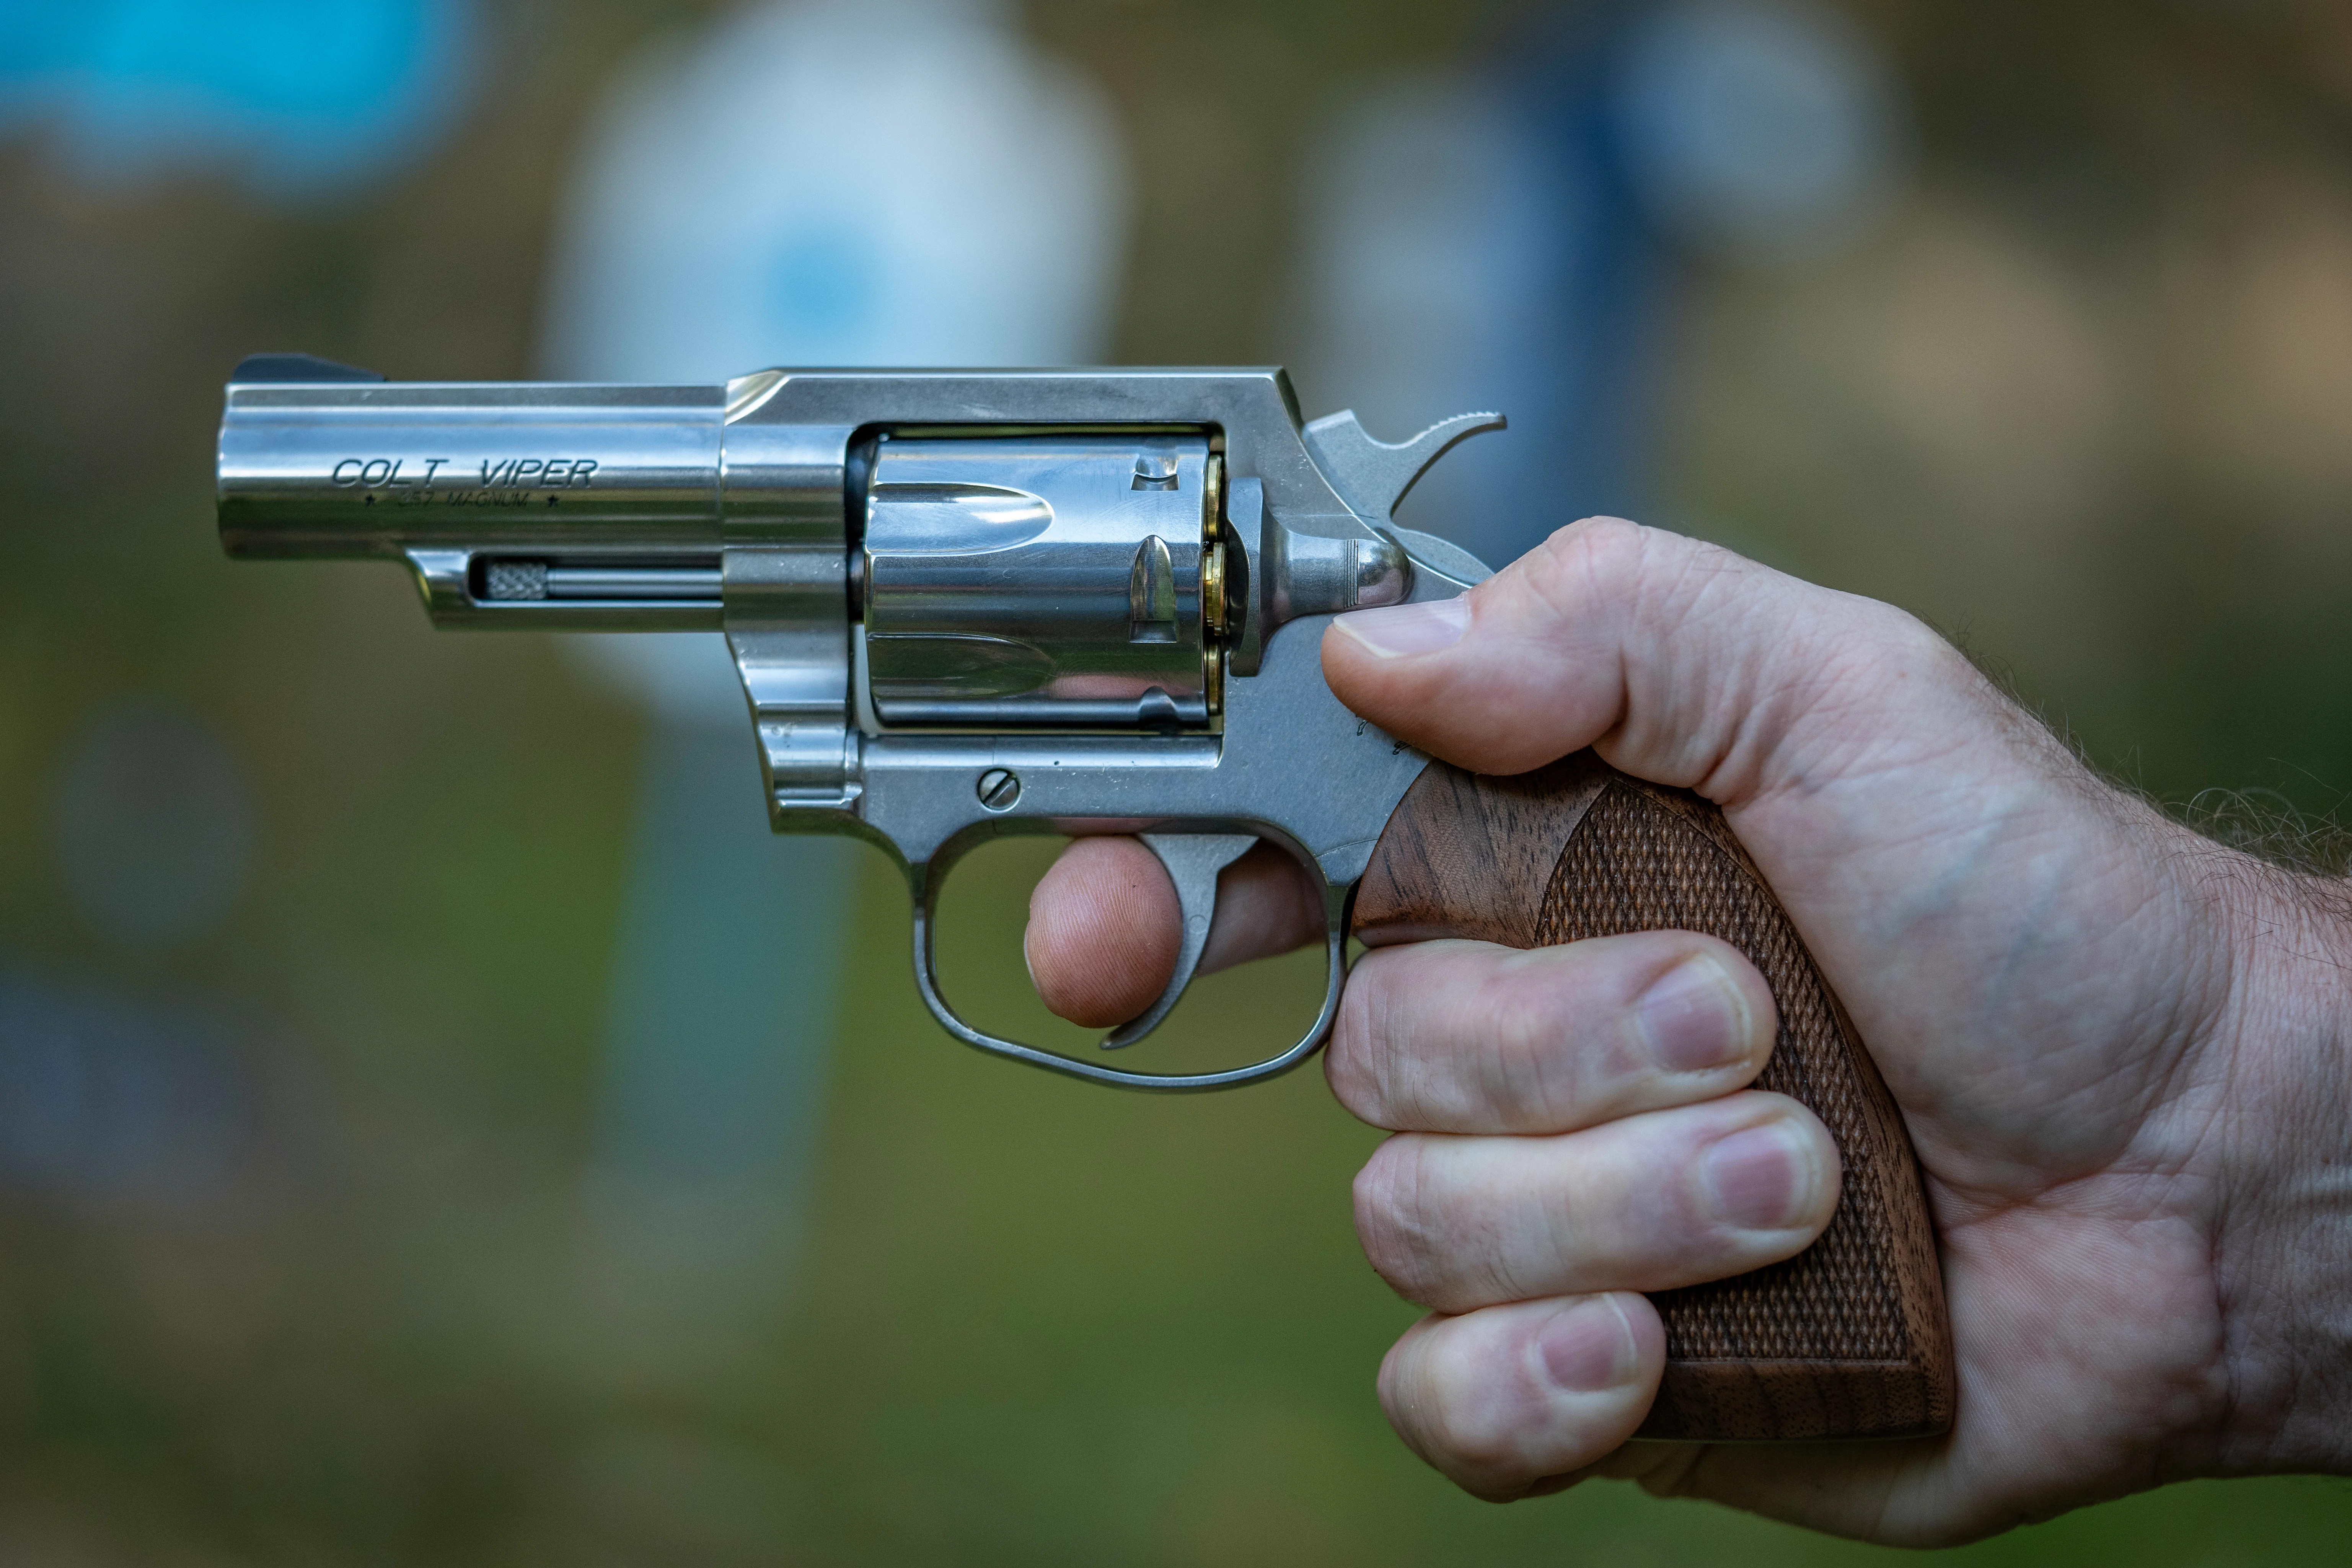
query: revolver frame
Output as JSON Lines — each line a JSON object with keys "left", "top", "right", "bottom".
{"left": 218, "top": 360, "right": 1501, "bottom": 1089}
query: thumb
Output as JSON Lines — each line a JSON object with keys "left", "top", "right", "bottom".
{"left": 1322, "top": 517, "right": 1968, "bottom": 804}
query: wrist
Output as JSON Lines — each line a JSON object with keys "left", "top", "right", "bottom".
{"left": 2200, "top": 859, "right": 2352, "bottom": 1475}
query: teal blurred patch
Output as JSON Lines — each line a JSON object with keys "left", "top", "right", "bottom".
{"left": 0, "top": 0, "right": 476, "bottom": 193}
{"left": 765, "top": 227, "right": 882, "bottom": 353}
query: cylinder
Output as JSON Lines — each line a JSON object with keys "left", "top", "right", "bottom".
{"left": 861, "top": 434, "right": 1217, "bottom": 728}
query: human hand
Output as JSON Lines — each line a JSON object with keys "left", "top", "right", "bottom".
{"left": 1022, "top": 518, "right": 2352, "bottom": 1543}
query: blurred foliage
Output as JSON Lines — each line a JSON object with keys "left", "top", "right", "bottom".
{"left": 0, "top": 0, "right": 2349, "bottom": 1561}
{"left": 1667, "top": 0, "right": 2352, "bottom": 818}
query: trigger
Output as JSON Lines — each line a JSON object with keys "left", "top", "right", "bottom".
{"left": 1102, "top": 833, "right": 1257, "bottom": 1050}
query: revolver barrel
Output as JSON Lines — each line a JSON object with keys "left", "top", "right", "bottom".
{"left": 217, "top": 360, "right": 736, "bottom": 629}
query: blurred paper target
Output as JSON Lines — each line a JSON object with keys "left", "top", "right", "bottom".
{"left": 540, "top": 0, "right": 1127, "bottom": 380}
{"left": 1294, "top": 73, "right": 1598, "bottom": 571}
{"left": 8, "top": 699, "right": 264, "bottom": 1206}
{"left": 1614, "top": 0, "right": 1900, "bottom": 264}
{"left": 0, "top": 0, "right": 478, "bottom": 195}
{"left": 539, "top": 0, "right": 1130, "bottom": 1319}
{"left": 1293, "top": 0, "right": 1901, "bottom": 567}
{"left": 0, "top": 974, "right": 256, "bottom": 1206}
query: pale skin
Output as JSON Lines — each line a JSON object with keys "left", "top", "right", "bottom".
{"left": 1020, "top": 518, "right": 2352, "bottom": 1545}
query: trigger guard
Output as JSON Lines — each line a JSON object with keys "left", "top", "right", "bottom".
{"left": 908, "top": 869, "right": 1351, "bottom": 1093}
{"left": 1100, "top": 832, "right": 1257, "bottom": 1051}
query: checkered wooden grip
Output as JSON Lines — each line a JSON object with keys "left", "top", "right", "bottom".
{"left": 1352, "top": 751, "right": 1953, "bottom": 1442}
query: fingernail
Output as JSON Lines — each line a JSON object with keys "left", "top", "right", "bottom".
{"left": 1332, "top": 597, "right": 1470, "bottom": 658}
{"left": 1535, "top": 1298, "right": 1641, "bottom": 1393}
{"left": 1701, "top": 1122, "right": 1820, "bottom": 1232}
{"left": 1636, "top": 952, "right": 1753, "bottom": 1074}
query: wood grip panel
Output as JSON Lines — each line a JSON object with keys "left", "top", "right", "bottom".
{"left": 1352, "top": 752, "right": 1954, "bottom": 1442}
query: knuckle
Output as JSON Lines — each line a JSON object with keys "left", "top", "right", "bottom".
{"left": 1332, "top": 943, "right": 1513, "bottom": 1128}
{"left": 1322, "top": 1010, "right": 1378, "bottom": 1120}
{"left": 1352, "top": 1138, "right": 1448, "bottom": 1302}
{"left": 1524, "top": 519, "right": 1738, "bottom": 660}
{"left": 1552, "top": 513, "right": 1649, "bottom": 568}
{"left": 1873, "top": 604, "right": 1967, "bottom": 681}
{"left": 1374, "top": 1331, "right": 1439, "bottom": 1444}
{"left": 1518, "top": 516, "right": 1647, "bottom": 613}
{"left": 1326, "top": 952, "right": 1410, "bottom": 1121}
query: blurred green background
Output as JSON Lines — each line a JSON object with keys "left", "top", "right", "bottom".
{"left": 3, "top": 0, "right": 2352, "bottom": 1561}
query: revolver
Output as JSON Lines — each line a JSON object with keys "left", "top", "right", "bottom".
{"left": 215, "top": 354, "right": 1952, "bottom": 1442}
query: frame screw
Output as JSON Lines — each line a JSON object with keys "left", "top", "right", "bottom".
{"left": 977, "top": 768, "right": 1021, "bottom": 810}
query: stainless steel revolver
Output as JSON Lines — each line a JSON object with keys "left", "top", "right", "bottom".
{"left": 216, "top": 354, "right": 1504, "bottom": 1092}
{"left": 216, "top": 354, "right": 1959, "bottom": 1442}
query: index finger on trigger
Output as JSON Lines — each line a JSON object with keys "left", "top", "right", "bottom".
{"left": 1024, "top": 836, "right": 1325, "bottom": 1028}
